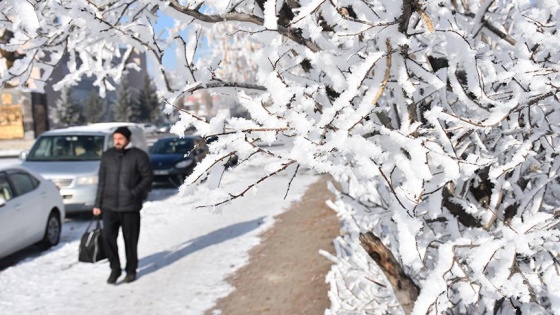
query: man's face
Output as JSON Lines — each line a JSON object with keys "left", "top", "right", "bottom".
{"left": 113, "top": 133, "right": 129, "bottom": 150}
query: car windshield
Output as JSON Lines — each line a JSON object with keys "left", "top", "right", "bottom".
{"left": 150, "top": 138, "right": 195, "bottom": 155}
{"left": 27, "top": 135, "right": 105, "bottom": 161}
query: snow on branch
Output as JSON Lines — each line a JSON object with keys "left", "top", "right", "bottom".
{"left": 168, "top": 0, "right": 322, "bottom": 52}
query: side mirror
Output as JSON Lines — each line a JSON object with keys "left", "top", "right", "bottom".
{"left": 19, "top": 151, "right": 28, "bottom": 161}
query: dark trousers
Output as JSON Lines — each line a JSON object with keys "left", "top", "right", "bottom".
{"left": 102, "top": 209, "right": 141, "bottom": 274}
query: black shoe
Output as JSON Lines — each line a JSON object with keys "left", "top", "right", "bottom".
{"left": 107, "top": 269, "right": 122, "bottom": 284}
{"left": 124, "top": 273, "right": 136, "bottom": 283}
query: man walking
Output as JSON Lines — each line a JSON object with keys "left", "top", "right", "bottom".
{"left": 93, "top": 126, "right": 153, "bottom": 284}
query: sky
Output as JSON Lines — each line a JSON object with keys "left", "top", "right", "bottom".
{"left": 153, "top": 13, "right": 176, "bottom": 72}
{"left": 151, "top": 9, "right": 213, "bottom": 75}
{"left": 0, "top": 151, "right": 320, "bottom": 314}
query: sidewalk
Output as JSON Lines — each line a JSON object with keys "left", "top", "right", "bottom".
{"left": 207, "top": 175, "right": 339, "bottom": 315}
{"left": 0, "top": 138, "right": 35, "bottom": 158}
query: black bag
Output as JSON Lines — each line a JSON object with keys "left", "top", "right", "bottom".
{"left": 78, "top": 217, "right": 107, "bottom": 263}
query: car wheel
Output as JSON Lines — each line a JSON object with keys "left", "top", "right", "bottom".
{"left": 39, "top": 211, "right": 61, "bottom": 249}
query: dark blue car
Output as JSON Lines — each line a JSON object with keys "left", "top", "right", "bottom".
{"left": 149, "top": 136, "right": 207, "bottom": 187}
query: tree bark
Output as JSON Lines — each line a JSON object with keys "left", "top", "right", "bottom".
{"left": 399, "top": 0, "right": 419, "bottom": 34}
{"left": 442, "top": 182, "right": 482, "bottom": 228}
{"left": 359, "top": 231, "right": 419, "bottom": 314}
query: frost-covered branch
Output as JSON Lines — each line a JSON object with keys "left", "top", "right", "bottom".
{"left": 168, "top": 0, "right": 322, "bottom": 52}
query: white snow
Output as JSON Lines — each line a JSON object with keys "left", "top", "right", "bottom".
{"left": 0, "top": 154, "right": 319, "bottom": 314}
{"left": 263, "top": 0, "right": 278, "bottom": 30}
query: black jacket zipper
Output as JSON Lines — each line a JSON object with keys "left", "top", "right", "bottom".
{"left": 115, "top": 150, "right": 124, "bottom": 209}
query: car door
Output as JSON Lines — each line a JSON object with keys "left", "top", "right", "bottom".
{"left": 0, "top": 173, "right": 23, "bottom": 258}
{"left": 7, "top": 170, "right": 43, "bottom": 245}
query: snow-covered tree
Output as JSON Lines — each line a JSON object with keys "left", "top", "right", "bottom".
{"left": 2, "top": 1, "right": 560, "bottom": 314}
{"left": 50, "top": 87, "right": 84, "bottom": 128}
{"left": 84, "top": 90, "right": 104, "bottom": 124}
{"left": 138, "top": 74, "right": 162, "bottom": 123}
{"left": 0, "top": 30, "right": 21, "bottom": 75}
{"left": 205, "top": 23, "right": 260, "bottom": 84}
{"left": 113, "top": 77, "right": 135, "bottom": 122}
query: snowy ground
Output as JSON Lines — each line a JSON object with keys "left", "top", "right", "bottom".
{"left": 0, "top": 155, "right": 319, "bottom": 314}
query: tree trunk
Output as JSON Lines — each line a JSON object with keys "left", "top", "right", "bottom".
{"left": 359, "top": 231, "right": 419, "bottom": 314}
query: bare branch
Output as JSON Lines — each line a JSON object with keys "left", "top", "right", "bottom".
{"left": 461, "top": 11, "right": 517, "bottom": 46}
{"left": 378, "top": 166, "right": 409, "bottom": 212}
{"left": 283, "top": 164, "right": 300, "bottom": 200}
{"left": 373, "top": 39, "right": 393, "bottom": 107}
{"left": 196, "top": 161, "right": 297, "bottom": 208}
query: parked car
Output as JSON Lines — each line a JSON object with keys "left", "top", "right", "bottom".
{"left": 154, "top": 122, "right": 173, "bottom": 134}
{"left": 149, "top": 135, "right": 208, "bottom": 187}
{"left": 140, "top": 123, "right": 157, "bottom": 135}
{"left": 0, "top": 166, "right": 65, "bottom": 259}
{"left": 154, "top": 122, "right": 196, "bottom": 135}
{"left": 21, "top": 122, "right": 148, "bottom": 214}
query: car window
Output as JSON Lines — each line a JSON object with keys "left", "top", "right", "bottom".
{"left": 8, "top": 171, "right": 39, "bottom": 196}
{"left": 0, "top": 174, "right": 14, "bottom": 202}
{"left": 27, "top": 135, "right": 104, "bottom": 161}
{"left": 150, "top": 138, "right": 195, "bottom": 154}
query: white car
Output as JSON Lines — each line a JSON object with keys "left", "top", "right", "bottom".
{"left": 0, "top": 166, "right": 65, "bottom": 259}
{"left": 21, "top": 122, "right": 148, "bottom": 214}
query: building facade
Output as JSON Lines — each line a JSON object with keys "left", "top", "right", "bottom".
{"left": 0, "top": 48, "right": 147, "bottom": 140}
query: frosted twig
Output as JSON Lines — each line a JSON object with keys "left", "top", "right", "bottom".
{"left": 196, "top": 161, "right": 297, "bottom": 208}
{"left": 283, "top": 164, "right": 299, "bottom": 200}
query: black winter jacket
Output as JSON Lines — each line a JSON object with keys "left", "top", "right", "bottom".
{"left": 94, "top": 146, "right": 153, "bottom": 212}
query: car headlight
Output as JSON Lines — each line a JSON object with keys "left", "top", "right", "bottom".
{"left": 76, "top": 175, "right": 98, "bottom": 185}
{"left": 175, "top": 160, "right": 193, "bottom": 169}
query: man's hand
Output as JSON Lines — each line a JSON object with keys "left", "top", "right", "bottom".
{"left": 93, "top": 207, "right": 102, "bottom": 216}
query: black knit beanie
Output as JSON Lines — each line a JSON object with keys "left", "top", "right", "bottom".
{"left": 113, "top": 126, "right": 132, "bottom": 140}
